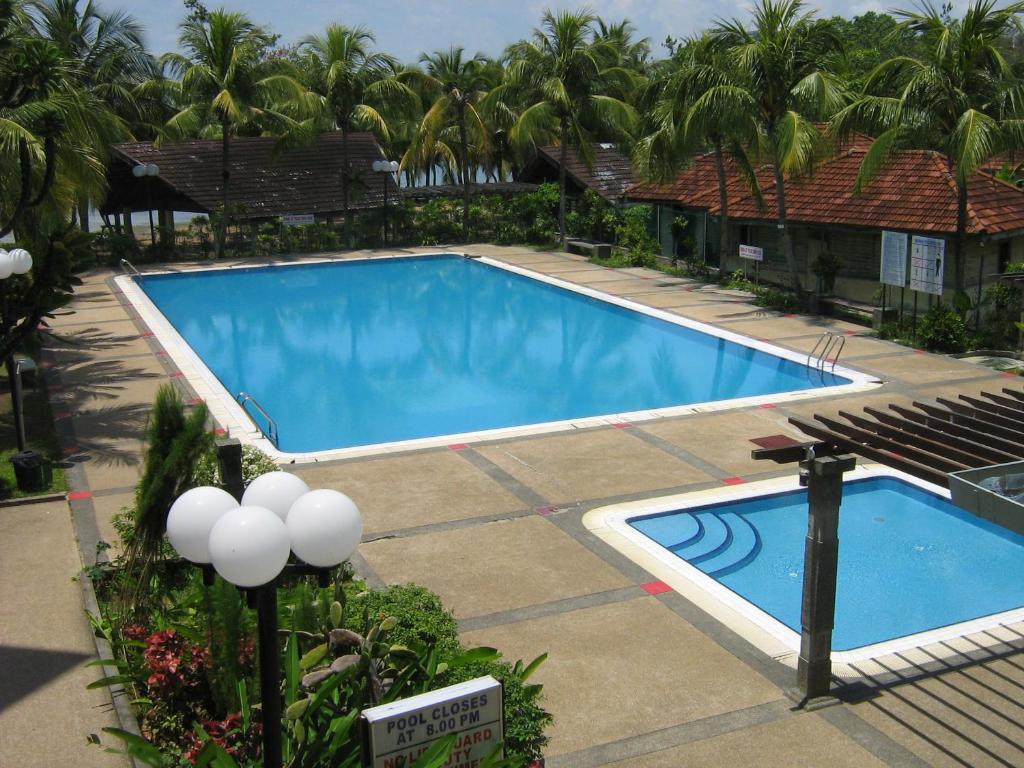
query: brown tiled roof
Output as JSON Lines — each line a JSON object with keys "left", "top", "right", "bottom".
{"left": 102, "top": 132, "right": 395, "bottom": 220}
{"left": 627, "top": 141, "right": 1024, "bottom": 236}
{"left": 522, "top": 143, "right": 638, "bottom": 201}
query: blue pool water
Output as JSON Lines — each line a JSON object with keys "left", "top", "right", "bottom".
{"left": 630, "top": 477, "right": 1024, "bottom": 650}
{"left": 139, "top": 255, "right": 849, "bottom": 452}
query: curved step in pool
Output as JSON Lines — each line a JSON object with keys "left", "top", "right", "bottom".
{"left": 677, "top": 512, "right": 730, "bottom": 560}
{"left": 633, "top": 512, "right": 702, "bottom": 550}
{"left": 699, "top": 513, "right": 762, "bottom": 577}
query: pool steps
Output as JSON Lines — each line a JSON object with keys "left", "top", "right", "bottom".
{"left": 636, "top": 510, "right": 764, "bottom": 578}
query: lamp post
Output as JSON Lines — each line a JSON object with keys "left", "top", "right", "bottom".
{"left": 371, "top": 159, "right": 399, "bottom": 247}
{"left": 167, "top": 468, "right": 363, "bottom": 768}
{"left": 132, "top": 162, "right": 160, "bottom": 246}
{"left": 0, "top": 247, "right": 34, "bottom": 453}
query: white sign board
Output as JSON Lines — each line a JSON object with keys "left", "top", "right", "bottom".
{"left": 360, "top": 676, "right": 503, "bottom": 768}
{"left": 910, "top": 235, "right": 945, "bottom": 295}
{"left": 739, "top": 244, "right": 764, "bottom": 262}
{"left": 282, "top": 214, "right": 315, "bottom": 227}
{"left": 880, "top": 231, "right": 908, "bottom": 287}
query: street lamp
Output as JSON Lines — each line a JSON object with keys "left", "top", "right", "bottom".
{"left": 166, "top": 471, "right": 363, "bottom": 768}
{"left": 0, "top": 247, "right": 33, "bottom": 455}
{"left": 371, "top": 159, "right": 399, "bottom": 247}
{"left": 132, "top": 162, "right": 160, "bottom": 246}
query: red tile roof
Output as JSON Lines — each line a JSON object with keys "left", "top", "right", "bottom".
{"left": 627, "top": 143, "right": 1024, "bottom": 236}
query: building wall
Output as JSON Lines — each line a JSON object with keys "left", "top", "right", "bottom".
{"left": 656, "top": 212, "right": 1024, "bottom": 311}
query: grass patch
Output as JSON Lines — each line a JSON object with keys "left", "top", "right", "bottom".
{"left": 0, "top": 369, "right": 67, "bottom": 499}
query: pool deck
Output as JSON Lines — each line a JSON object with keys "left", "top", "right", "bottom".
{"left": 13, "top": 244, "right": 1024, "bottom": 767}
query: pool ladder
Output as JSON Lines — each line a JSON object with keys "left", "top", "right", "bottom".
{"left": 237, "top": 392, "right": 280, "bottom": 447}
{"left": 119, "top": 258, "right": 141, "bottom": 277}
{"left": 807, "top": 331, "right": 846, "bottom": 372}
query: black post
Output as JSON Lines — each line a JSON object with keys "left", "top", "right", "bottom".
{"left": 796, "top": 453, "right": 856, "bottom": 702}
{"left": 146, "top": 178, "right": 156, "bottom": 246}
{"left": 1, "top": 281, "right": 25, "bottom": 452}
{"left": 382, "top": 177, "right": 389, "bottom": 248}
{"left": 215, "top": 438, "right": 245, "bottom": 502}
{"left": 257, "top": 582, "right": 282, "bottom": 768}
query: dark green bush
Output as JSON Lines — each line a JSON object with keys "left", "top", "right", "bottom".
{"left": 345, "top": 582, "right": 461, "bottom": 656}
{"left": 917, "top": 304, "right": 969, "bottom": 352}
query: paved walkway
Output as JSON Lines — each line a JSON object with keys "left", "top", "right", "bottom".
{"left": 25, "top": 244, "right": 1024, "bottom": 766}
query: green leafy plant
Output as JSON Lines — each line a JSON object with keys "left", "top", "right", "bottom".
{"left": 192, "top": 444, "right": 278, "bottom": 487}
{"left": 811, "top": 251, "right": 842, "bottom": 294}
{"left": 917, "top": 304, "right": 969, "bottom": 353}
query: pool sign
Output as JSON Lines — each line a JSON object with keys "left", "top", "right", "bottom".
{"left": 360, "top": 676, "right": 503, "bottom": 768}
{"left": 282, "top": 214, "right": 315, "bottom": 226}
{"left": 879, "top": 230, "right": 908, "bottom": 287}
{"left": 910, "top": 235, "right": 945, "bottom": 295}
{"left": 739, "top": 244, "right": 764, "bottom": 261}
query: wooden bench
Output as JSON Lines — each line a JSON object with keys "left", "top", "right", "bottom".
{"left": 819, "top": 296, "right": 877, "bottom": 326}
{"left": 566, "top": 239, "right": 613, "bottom": 259}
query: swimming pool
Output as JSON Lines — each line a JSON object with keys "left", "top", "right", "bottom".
{"left": 586, "top": 466, "right": 1024, "bottom": 665}
{"left": 121, "top": 253, "right": 874, "bottom": 458}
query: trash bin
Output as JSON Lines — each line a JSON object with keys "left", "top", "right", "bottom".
{"left": 10, "top": 449, "right": 44, "bottom": 492}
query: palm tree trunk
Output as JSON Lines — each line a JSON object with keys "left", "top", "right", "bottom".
{"left": 342, "top": 127, "right": 352, "bottom": 249}
{"left": 559, "top": 118, "right": 568, "bottom": 250}
{"left": 773, "top": 161, "right": 801, "bottom": 294}
{"left": 216, "top": 118, "right": 231, "bottom": 259}
{"left": 459, "top": 106, "right": 470, "bottom": 241}
{"left": 77, "top": 196, "right": 90, "bottom": 233}
{"left": 713, "top": 142, "right": 729, "bottom": 264}
{"left": 955, "top": 179, "right": 968, "bottom": 297}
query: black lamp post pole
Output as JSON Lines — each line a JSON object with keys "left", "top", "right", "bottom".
{"left": 382, "top": 176, "right": 389, "bottom": 248}
{"left": 0, "top": 280, "right": 25, "bottom": 452}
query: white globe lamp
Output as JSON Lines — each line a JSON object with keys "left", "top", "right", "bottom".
{"left": 389, "top": 160, "right": 399, "bottom": 173}
{"left": 166, "top": 486, "right": 239, "bottom": 563}
{"left": 132, "top": 163, "right": 146, "bottom": 178}
{"left": 0, "top": 249, "right": 13, "bottom": 280}
{"left": 286, "top": 489, "right": 363, "bottom": 567}
{"left": 8, "top": 248, "right": 32, "bottom": 275}
{"left": 208, "top": 505, "right": 291, "bottom": 587}
{"left": 241, "top": 471, "right": 310, "bottom": 521}
{"left": 146, "top": 163, "right": 159, "bottom": 177}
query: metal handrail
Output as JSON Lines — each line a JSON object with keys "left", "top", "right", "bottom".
{"left": 119, "top": 258, "right": 141, "bottom": 277}
{"left": 237, "top": 392, "right": 279, "bottom": 447}
{"left": 807, "top": 331, "right": 846, "bottom": 372}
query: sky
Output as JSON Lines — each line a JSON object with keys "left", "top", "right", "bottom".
{"left": 123, "top": 0, "right": 975, "bottom": 64}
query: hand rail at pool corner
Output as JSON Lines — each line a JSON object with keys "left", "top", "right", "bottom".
{"left": 807, "top": 331, "right": 846, "bottom": 372}
{"left": 119, "top": 259, "right": 142, "bottom": 277}
{"left": 236, "top": 392, "right": 280, "bottom": 447}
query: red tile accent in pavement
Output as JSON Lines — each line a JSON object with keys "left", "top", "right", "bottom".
{"left": 188, "top": 397, "right": 203, "bottom": 405}
{"left": 155, "top": 349, "right": 168, "bottom": 356}
{"left": 611, "top": 422, "right": 633, "bottom": 429}
{"left": 1000, "top": 371, "right": 1020, "bottom": 378}
{"left": 844, "top": 330, "right": 859, "bottom": 336}
{"left": 62, "top": 445, "right": 82, "bottom": 456}
{"left": 749, "top": 434, "right": 800, "bottom": 450}
{"left": 213, "top": 427, "right": 227, "bottom": 436}
{"left": 914, "top": 349, "right": 927, "bottom": 355}
{"left": 140, "top": 331, "right": 155, "bottom": 338}
{"left": 641, "top": 580, "right": 672, "bottom": 596}
{"left": 47, "top": 382, "right": 63, "bottom": 391}
{"left": 68, "top": 491, "right": 92, "bottom": 501}
{"left": 169, "top": 371, "right": 184, "bottom": 378}
{"left": 447, "top": 444, "right": 469, "bottom": 451}
{"left": 535, "top": 505, "right": 555, "bottom": 516}
{"left": 53, "top": 411, "right": 72, "bottom": 420}
{"left": 783, "top": 313, "right": 797, "bottom": 318}
{"left": 758, "top": 403, "right": 777, "bottom": 409}
{"left": 721, "top": 476, "right": 746, "bottom": 486}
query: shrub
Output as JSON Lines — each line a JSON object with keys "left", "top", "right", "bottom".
{"left": 192, "top": 443, "right": 278, "bottom": 487}
{"left": 615, "top": 205, "right": 660, "bottom": 267}
{"left": 917, "top": 304, "right": 969, "bottom": 353}
{"left": 345, "top": 583, "right": 460, "bottom": 657}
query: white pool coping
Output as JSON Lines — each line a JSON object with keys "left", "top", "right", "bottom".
{"left": 114, "top": 251, "right": 880, "bottom": 464}
{"left": 582, "top": 463, "right": 1024, "bottom": 679}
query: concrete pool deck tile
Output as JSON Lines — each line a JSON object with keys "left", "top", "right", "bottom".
{"left": 641, "top": 409, "right": 807, "bottom": 478}
{"left": 73, "top": 440, "right": 143, "bottom": 492}
{"left": 619, "top": 291, "right": 700, "bottom": 309}
{"left": 0, "top": 500, "right": 127, "bottom": 768}
{"left": 850, "top": 352, "right": 993, "bottom": 384}
{"left": 359, "top": 516, "right": 632, "bottom": 618}
{"left": 288, "top": 451, "right": 525, "bottom": 534}
{"left": 460, "top": 597, "right": 783, "bottom": 756}
{"left": 600, "top": 712, "right": 889, "bottom": 768}
{"left": 88, "top": 491, "right": 134, "bottom": 557}
{"left": 581, "top": 278, "right": 669, "bottom": 295}
{"left": 473, "top": 429, "right": 711, "bottom": 505}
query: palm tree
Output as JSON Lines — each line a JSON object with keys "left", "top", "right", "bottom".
{"left": 148, "top": 10, "right": 302, "bottom": 258}
{"left": 401, "top": 47, "right": 491, "bottom": 238}
{"left": 702, "top": 0, "right": 847, "bottom": 293}
{"left": 504, "top": 9, "right": 637, "bottom": 249}
{"left": 833, "top": 0, "right": 1024, "bottom": 298}
{"left": 634, "top": 34, "right": 761, "bottom": 263}
{"left": 27, "top": 0, "right": 156, "bottom": 230}
{"left": 298, "top": 24, "right": 412, "bottom": 247}
{"left": 0, "top": 0, "right": 125, "bottom": 238}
